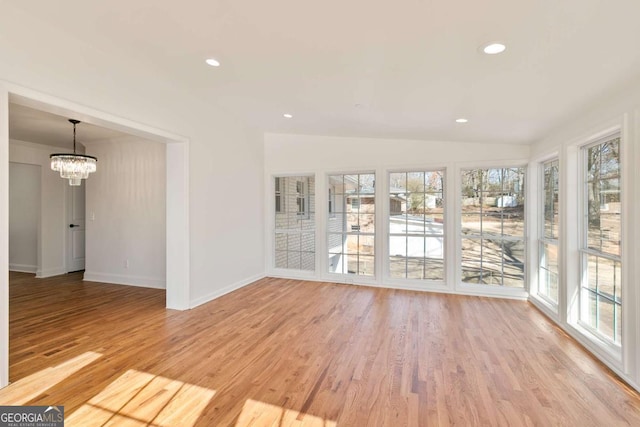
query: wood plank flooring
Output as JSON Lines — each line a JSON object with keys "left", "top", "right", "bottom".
{"left": 1, "top": 272, "right": 640, "bottom": 426}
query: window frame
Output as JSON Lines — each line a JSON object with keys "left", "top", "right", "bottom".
{"left": 326, "top": 172, "right": 376, "bottom": 278}
{"left": 275, "top": 177, "right": 283, "bottom": 213}
{"left": 296, "top": 178, "right": 310, "bottom": 219}
{"left": 387, "top": 169, "right": 446, "bottom": 283}
{"left": 578, "top": 134, "right": 622, "bottom": 347}
{"left": 456, "top": 164, "right": 528, "bottom": 296}
{"left": 538, "top": 158, "right": 560, "bottom": 307}
{"left": 273, "top": 174, "right": 316, "bottom": 272}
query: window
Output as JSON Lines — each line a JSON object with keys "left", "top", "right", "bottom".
{"left": 296, "top": 180, "right": 309, "bottom": 218}
{"left": 275, "top": 177, "right": 283, "bottom": 213}
{"left": 327, "top": 173, "right": 375, "bottom": 276}
{"left": 389, "top": 170, "right": 445, "bottom": 280}
{"left": 580, "top": 136, "right": 621, "bottom": 344}
{"left": 460, "top": 167, "right": 526, "bottom": 287}
{"left": 539, "top": 159, "right": 559, "bottom": 304}
{"left": 328, "top": 187, "right": 336, "bottom": 218}
{"left": 274, "top": 176, "right": 315, "bottom": 271}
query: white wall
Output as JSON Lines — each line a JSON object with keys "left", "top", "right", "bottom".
{"left": 529, "top": 76, "right": 640, "bottom": 392}
{"left": 265, "top": 133, "right": 530, "bottom": 171}
{"left": 83, "top": 137, "right": 166, "bottom": 288}
{"left": 8, "top": 162, "right": 40, "bottom": 273}
{"left": 9, "top": 140, "right": 67, "bottom": 277}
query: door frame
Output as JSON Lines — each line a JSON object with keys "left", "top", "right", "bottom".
{"left": 0, "top": 81, "right": 191, "bottom": 388}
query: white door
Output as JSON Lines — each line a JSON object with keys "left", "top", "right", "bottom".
{"left": 66, "top": 181, "right": 86, "bottom": 272}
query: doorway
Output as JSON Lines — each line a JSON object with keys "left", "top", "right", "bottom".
{"left": 0, "top": 83, "right": 191, "bottom": 388}
{"left": 66, "top": 181, "right": 86, "bottom": 273}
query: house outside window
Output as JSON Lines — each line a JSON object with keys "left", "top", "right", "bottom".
{"left": 275, "top": 177, "right": 283, "bottom": 213}
{"left": 274, "top": 175, "right": 315, "bottom": 271}
{"left": 296, "top": 179, "right": 309, "bottom": 219}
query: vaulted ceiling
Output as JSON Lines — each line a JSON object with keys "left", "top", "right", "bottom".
{"left": 8, "top": 0, "right": 640, "bottom": 144}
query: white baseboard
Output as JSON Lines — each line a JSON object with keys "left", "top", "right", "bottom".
{"left": 9, "top": 263, "right": 37, "bottom": 273}
{"left": 36, "top": 267, "right": 66, "bottom": 278}
{"left": 266, "top": 271, "right": 530, "bottom": 301}
{"left": 189, "top": 273, "right": 266, "bottom": 309}
{"left": 83, "top": 271, "right": 166, "bottom": 289}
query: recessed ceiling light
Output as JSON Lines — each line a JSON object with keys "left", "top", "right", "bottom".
{"left": 483, "top": 43, "right": 506, "bottom": 55}
{"left": 283, "top": 113, "right": 293, "bottom": 119}
{"left": 205, "top": 58, "right": 220, "bottom": 67}
{"left": 456, "top": 118, "right": 469, "bottom": 123}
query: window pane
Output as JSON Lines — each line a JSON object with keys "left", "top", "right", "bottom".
{"left": 503, "top": 240, "right": 525, "bottom": 288}
{"left": 406, "top": 258, "right": 424, "bottom": 279}
{"left": 425, "top": 216, "right": 444, "bottom": 235}
{"left": 407, "top": 236, "right": 425, "bottom": 258}
{"left": 461, "top": 211, "right": 481, "bottom": 235}
{"left": 390, "top": 235, "right": 407, "bottom": 257}
{"left": 274, "top": 175, "right": 315, "bottom": 271}
{"left": 615, "top": 305, "right": 622, "bottom": 343}
{"left": 583, "top": 255, "right": 621, "bottom": 344}
{"left": 462, "top": 262, "right": 482, "bottom": 284}
{"left": 390, "top": 173, "right": 407, "bottom": 193}
{"left": 359, "top": 214, "right": 375, "bottom": 233}
{"left": 287, "top": 252, "right": 301, "bottom": 270}
{"left": 301, "top": 252, "right": 315, "bottom": 271}
{"left": 329, "top": 173, "right": 376, "bottom": 277}
{"left": 345, "top": 235, "right": 359, "bottom": 254}
{"left": 461, "top": 238, "right": 482, "bottom": 264}
{"left": 275, "top": 251, "right": 287, "bottom": 269}
{"left": 424, "top": 258, "right": 444, "bottom": 281}
{"left": 359, "top": 235, "right": 375, "bottom": 256}
{"left": 425, "top": 237, "right": 444, "bottom": 261}
{"left": 357, "top": 255, "right": 375, "bottom": 276}
{"left": 328, "top": 234, "right": 343, "bottom": 254}
{"left": 543, "top": 160, "right": 559, "bottom": 240}
{"left": 539, "top": 242, "right": 559, "bottom": 303}
{"left": 328, "top": 253, "right": 343, "bottom": 274}
{"left": 581, "top": 136, "right": 622, "bottom": 345}
{"left": 584, "top": 289, "right": 598, "bottom": 330}
{"left": 597, "top": 295, "right": 615, "bottom": 341}
{"left": 390, "top": 256, "right": 406, "bottom": 279}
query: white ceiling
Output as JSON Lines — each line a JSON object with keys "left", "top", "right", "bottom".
{"left": 9, "top": 104, "right": 131, "bottom": 149}
{"left": 9, "top": 0, "right": 640, "bottom": 144}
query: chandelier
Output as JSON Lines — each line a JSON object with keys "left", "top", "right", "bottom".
{"left": 50, "top": 119, "right": 97, "bottom": 186}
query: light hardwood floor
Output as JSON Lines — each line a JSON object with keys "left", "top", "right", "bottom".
{"left": 1, "top": 272, "right": 640, "bottom": 426}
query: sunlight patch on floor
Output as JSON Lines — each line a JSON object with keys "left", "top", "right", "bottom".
{"left": 66, "top": 369, "right": 216, "bottom": 427}
{"left": 236, "top": 399, "right": 337, "bottom": 427}
{"left": 0, "top": 351, "right": 102, "bottom": 405}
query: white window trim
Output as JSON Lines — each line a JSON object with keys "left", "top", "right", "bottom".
{"left": 269, "top": 173, "right": 317, "bottom": 277}
{"left": 576, "top": 133, "right": 623, "bottom": 352}
{"left": 454, "top": 161, "right": 529, "bottom": 299}
{"left": 536, "top": 157, "right": 560, "bottom": 310}
{"left": 325, "top": 171, "right": 377, "bottom": 279}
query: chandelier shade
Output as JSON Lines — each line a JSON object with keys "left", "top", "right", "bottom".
{"left": 50, "top": 119, "right": 97, "bottom": 186}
